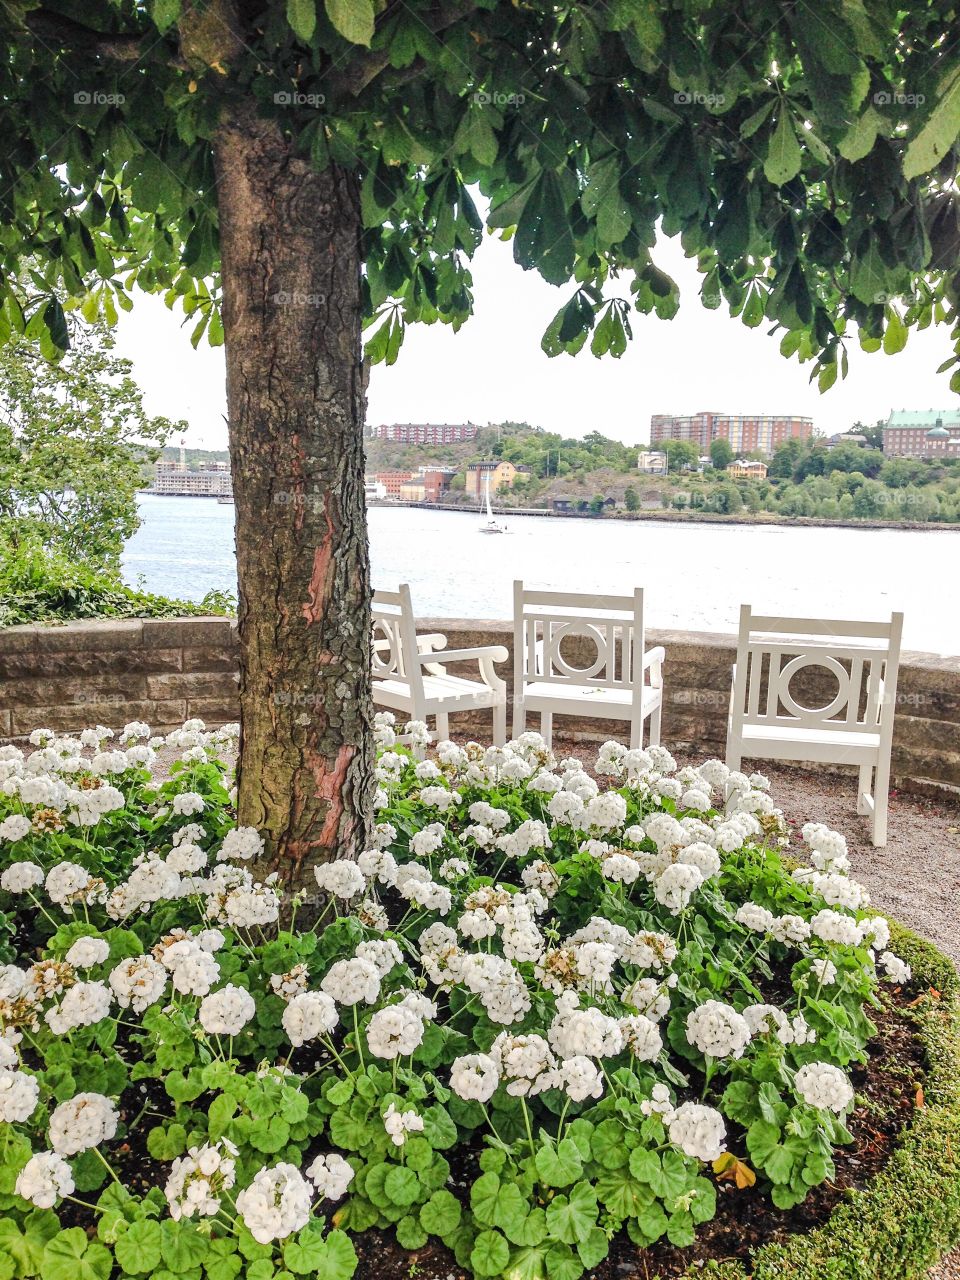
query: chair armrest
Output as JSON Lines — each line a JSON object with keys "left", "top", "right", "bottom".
{"left": 642, "top": 645, "right": 665, "bottom": 686}
{"left": 422, "top": 645, "right": 509, "bottom": 665}
{"left": 419, "top": 645, "right": 508, "bottom": 692}
{"left": 416, "top": 632, "right": 448, "bottom": 653}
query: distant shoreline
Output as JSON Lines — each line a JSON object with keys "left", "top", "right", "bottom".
{"left": 372, "top": 500, "right": 960, "bottom": 534}
{"left": 137, "top": 490, "right": 959, "bottom": 533}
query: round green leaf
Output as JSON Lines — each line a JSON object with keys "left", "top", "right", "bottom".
{"left": 41, "top": 1230, "right": 112, "bottom": 1280}
{"left": 114, "top": 1221, "right": 162, "bottom": 1276}
{"left": 419, "top": 1189, "right": 462, "bottom": 1238}
{"left": 470, "top": 1230, "right": 510, "bottom": 1278}
{"left": 383, "top": 1165, "right": 420, "bottom": 1208}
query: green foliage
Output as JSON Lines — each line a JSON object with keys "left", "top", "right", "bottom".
{"left": 0, "top": 543, "right": 234, "bottom": 625}
{"left": 709, "top": 439, "right": 734, "bottom": 471}
{"left": 0, "top": 0, "right": 958, "bottom": 387}
{"left": 1, "top": 722, "right": 949, "bottom": 1280}
{"left": 0, "top": 325, "right": 183, "bottom": 570}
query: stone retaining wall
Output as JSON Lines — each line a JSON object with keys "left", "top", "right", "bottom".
{"left": 1, "top": 617, "right": 958, "bottom": 792}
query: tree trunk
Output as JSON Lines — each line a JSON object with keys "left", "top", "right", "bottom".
{"left": 213, "top": 101, "right": 373, "bottom": 882}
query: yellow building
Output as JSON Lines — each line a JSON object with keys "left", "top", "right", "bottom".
{"left": 728, "top": 459, "right": 768, "bottom": 480}
{"left": 466, "top": 460, "right": 524, "bottom": 497}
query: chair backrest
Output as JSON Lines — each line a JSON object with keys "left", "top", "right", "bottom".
{"left": 730, "top": 605, "right": 904, "bottom": 740}
{"left": 371, "top": 584, "right": 426, "bottom": 709}
{"left": 513, "top": 581, "right": 646, "bottom": 694}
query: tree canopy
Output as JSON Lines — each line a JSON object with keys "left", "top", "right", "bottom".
{"left": 1, "top": 0, "right": 959, "bottom": 385}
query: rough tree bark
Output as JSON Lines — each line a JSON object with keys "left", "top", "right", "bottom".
{"left": 213, "top": 101, "right": 373, "bottom": 882}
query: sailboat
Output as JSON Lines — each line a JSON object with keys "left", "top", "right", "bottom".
{"left": 479, "top": 475, "right": 510, "bottom": 534}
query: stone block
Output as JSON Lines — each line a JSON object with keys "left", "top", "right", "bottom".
{"left": 182, "top": 645, "right": 239, "bottom": 674}
{"left": 185, "top": 696, "right": 241, "bottom": 723}
{"left": 141, "top": 617, "right": 236, "bottom": 648}
{"left": 146, "top": 672, "right": 238, "bottom": 700}
{"left": 11, "top": 701, "right": 158, "bottom": 736}
{"left": 0, "top": 625, "right": 40, "bottom": 654}
{"left": 0, "top": 674, "right": 148, "bottom": 709}
{"left": 34, "top": 620, "right": 143, "bottom": 653}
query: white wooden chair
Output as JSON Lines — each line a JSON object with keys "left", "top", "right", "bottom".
{"left": 725, "top": 606, "right": 903, "bottom": 847}
{"left": 372, "top": 585, "right": 508, "bottom": 748}
{"left": 512, "top": 582, "right": 665, "bottom": 749}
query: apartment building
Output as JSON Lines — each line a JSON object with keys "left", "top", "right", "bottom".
{"left": 369, "top": 422, "right": 479, "bottom": 445}
{"left": 650, "top": 412, "right": 813, "bottom": 457}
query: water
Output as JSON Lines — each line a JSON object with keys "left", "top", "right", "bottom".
{"left": 123, "top": 494, "right": 957, "bottom": 654}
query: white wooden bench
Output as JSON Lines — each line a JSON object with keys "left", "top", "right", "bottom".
{"left": 512, "top": 582, "right": 664, "bottom": 749}
{"left": 372, "top": 585, "right": 508, "bottom": 748}
{"left": 725, "top": 606, "right": 904, "bottom": 846}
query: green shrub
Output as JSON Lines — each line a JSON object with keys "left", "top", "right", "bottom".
{"left": 0, "top": 544, "right": 235, "bottom": 624}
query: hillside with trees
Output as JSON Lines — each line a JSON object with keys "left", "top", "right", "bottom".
{"left": 368, "top": 420, "right": 960, "bottom": 523}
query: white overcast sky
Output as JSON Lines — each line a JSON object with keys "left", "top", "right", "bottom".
{"left": 113, "top": 228, "right": 958, "bottom": 451}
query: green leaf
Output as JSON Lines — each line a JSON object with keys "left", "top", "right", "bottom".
{"left": 287, "top": 0, "right": 316, "bottom": 41}
{"left": 383, "top": 1165, "right": 421, "bottom": 1208}
{"left": 324, "top": 0, "right": 375, "bottom": 46}
{"left": 544, "top": 1242, "right": 583, "bottom": 1280}
{"left": 838, "top": 107, "right": 881, "bottom": 162}
{"left": 544, "top": 1183, "right": 598, "bottom": 1246}
{"left": 470, "top": 1230, "right": 510, "bottom": 1278}
{"left": 419, "top": 1189, "right": 462, "bottom": 1238}
{"left": 514, "top": 171, "right": 576, "bottom": 287}
{"left": 318, "top": 1233, "right": 356, "bottom": 1280}
{"left": 576, "top": 1227, "right": 608, "bottom": 1270}
{"left": 150, "top": 0, "right": 181, "bottom": 33}
{"left": 283, "top": 1226, "right": 327, "bottom": 1276}
{"left": 904, "top": 67, "right": 960, "bottom": 180}
{"left": 160, "top": 1221, "right": 209, "bottom": 1272}
{"left": 115, "top": 1221, "right": 162, "bottom": 1276}
{"left": 41, "top": 1230, "right": 112, "bottom": 1280}
{"left": 883, "top": 307, "right": 908, "bottom": 354}
{"left": 535, "top": 1138, "right": 583, "bottom": 1188}
{"left": 764, "top": 112, "right": 802, "bottom": 185}
{"left": 746, "top": 1118, "right": 781, "bottom": 1164}
{"left": 147, "top": 1123, "right": 187, "bottom": 1160}
{"left": 630, "top": 1201, "right": 668, "bottom": 1245}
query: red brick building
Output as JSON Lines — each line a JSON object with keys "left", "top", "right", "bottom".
{"left": 882, "top": 411, "right": 960, "bottom": 459}
{"left": 650, "top": 412, "right": 813, "bottom": 458}
{"left": 374, "top": 470, "right": 416, "bottom": 499}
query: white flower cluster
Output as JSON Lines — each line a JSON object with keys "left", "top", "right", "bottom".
{"left": 15, "top": 1151, "right": 75, "bottom": 1207}
{"left": 165, "top": 1140, "right": 238, "bottom": 1220}
{"left": 236, "top": 1163, "right": 313, "bottom": 1243}
{"left": 793, "top": 1062, "right": 855, "bottom": 1113}
{"left": 48, "top": 1092, "right": 118, "bottom": 1155}
{"left": 306, "top": 1153, "right": 354, "bottom": 1200}
{"left": 685, "top": 1000, "right": 752, "bottom": 1060}
{"left": 383, "top": 1102, "right": 424, "bottom": 1146}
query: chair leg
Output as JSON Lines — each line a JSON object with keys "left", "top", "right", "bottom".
{"left": 513, "top": 699, "right": 526, "bottom": 741}
{"left": 857, "top": 763, "right": 873, "bottom": 815}
{"left": 648, "top": 701, "right": 662, "bottom": 748}
{"left": 872, "top": 756, "right": 891, "bottom": 848}
{"left": 630, "top": 719, "right": 644, "bottom": 751}
{"left": 725, "top": 745, "right": 742, "bottom": 773}
{"left": 492, "top": 701, "right": 507, "bottom": 747}
{"left": 435, "top": 712, "right": 450, "bottom": 742}
{"left": 540, "top": 710, "right": 553, "bottom": 748}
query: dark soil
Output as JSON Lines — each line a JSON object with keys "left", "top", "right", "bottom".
{"left": 351, "top": 986, "right": 928, "bottom": 1280}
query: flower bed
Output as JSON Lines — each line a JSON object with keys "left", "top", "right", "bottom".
{"left": 0, "top": 717, "right": 957, "bottom": 1280}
